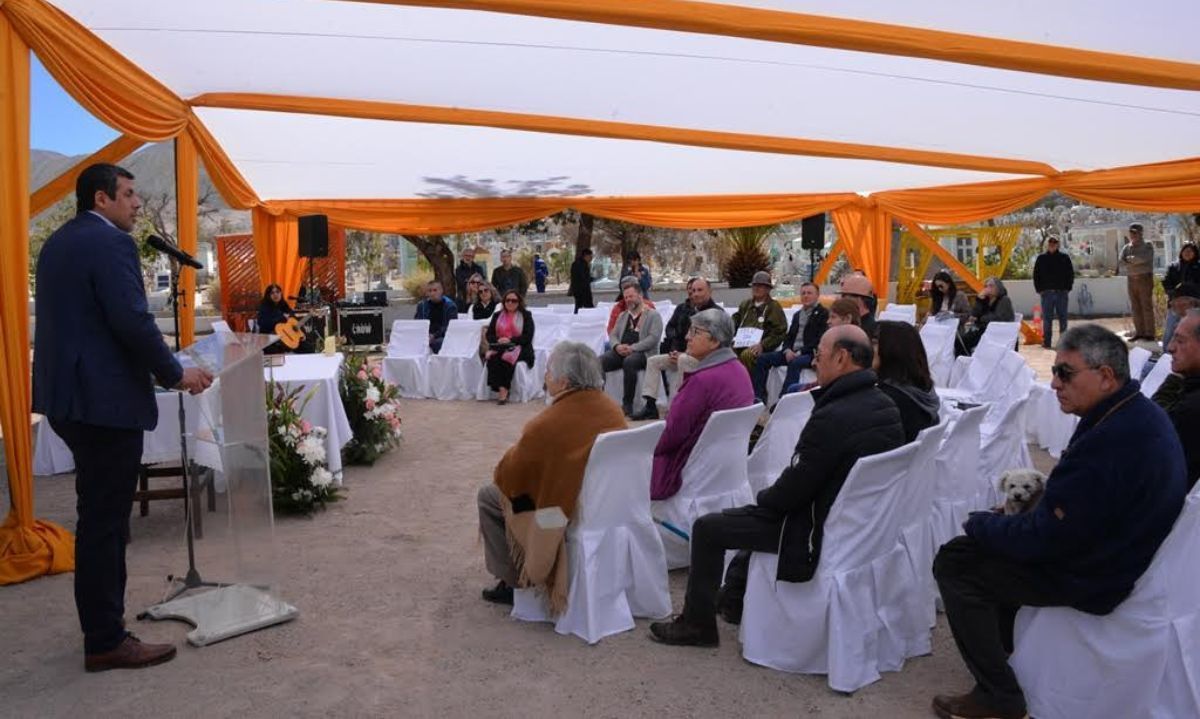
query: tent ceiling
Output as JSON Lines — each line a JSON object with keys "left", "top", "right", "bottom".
{"left": 44, "top": 0, "right": 1200, "bottom": 199}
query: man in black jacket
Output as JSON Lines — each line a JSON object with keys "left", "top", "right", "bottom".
{"left": 1032, "top": 236, "right": 1075, "bottom": 348}
{"left": 568, "top": 248, "right": 594, "bottom": 312}
{"left": 750, "top": 281, "right": 829, "bottom": 405}
{"left": 1162, "top": 309, "right": 1200, "bottom": 487}
{"left": 630, "top": 277, "right": 718, "bottom": 420}
{"left": 454, "top": 247, "right": 485, "bottom": 310}
{"left": 648, "top": 325, "right": 905, "bottom": 646}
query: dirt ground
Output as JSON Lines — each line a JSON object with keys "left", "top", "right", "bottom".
{"left": 3, "top": 325, "right": 1150, "bottom": 718}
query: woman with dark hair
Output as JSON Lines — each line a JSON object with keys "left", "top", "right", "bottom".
{"left": 958, "top": 277, "right": 1014, "bottom": 355}
{"left": 874, "top": 320, "right": 940, "bottom": 441}
{"left": 256, "top": 283, "right": 293, "bottom": 334}
{"left": 470, "top": 280, "right": 499, "bottom": 320}
{"left": 1163, "top": 242, "right": 1200, "bottom": 349}
{"left": 485, "top": 290, "right": 536, "bottom": 404}
{"left": 928, "top": 270, "right": 970, "bottom": 328}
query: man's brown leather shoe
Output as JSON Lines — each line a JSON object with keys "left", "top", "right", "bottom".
{"left": 932, "top": 692, "right": 1027, "bottom": 719}
{"left": 84, "top": 634, "right": 177, "bottom": 673}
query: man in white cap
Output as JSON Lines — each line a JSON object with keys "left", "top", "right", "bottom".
{"left": 731, "top": 271, "right": 787, "bottom": 373}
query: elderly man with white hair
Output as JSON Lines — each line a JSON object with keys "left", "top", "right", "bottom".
{"left": 477, "top": 342, "right": 627, "bottom": 607}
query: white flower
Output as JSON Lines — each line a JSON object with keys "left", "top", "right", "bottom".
{"left": 365, "top": 386, "right": 381, "bottom": 404}
{"left": 296, "top": 436, "right": 326, "bottom": 466}
{"left": 310, "top": 467, "right": 333, "bottom": 488}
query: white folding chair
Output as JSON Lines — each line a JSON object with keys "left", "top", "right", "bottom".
{"left": 746, "top": 391, "right": 815, "bottom": 493}
{"left": 929, "top": 404, "right": 990, "bottom": 556}
{"left": 920, "top": 322, "right": 957, "bottom": 387}
{"left": 1129, "top": 345, "right": 1152, "bottom": 382}
{"left": 511, "top": 422, "right": 671, "bottom": 643}
{"left": 894, "top": 420, "right": 950, "bottom": 631}
{"left": 549, "top": 303, "right": 575, "bottom": 315}
{"left": 977, "top": 394, "right": 1034, "bottom": 507}
{"left": 564, "top": 320, "right": 607, "bottom": 357}
{"left": 382, "top": 319, "right": 432, "bottom": 398}
{"left": 1012, "top": 490, "right": 1200, "bottom": 719}
{"left": 878, "top": 304, "right": 917, "bottom": 325}
{"left": 1141, "top": 354, "right": 1175, "bottom": 398}
{"left": 652, "top": 403, "right": 763, "bottom": 569}
{"left": 426, "top": 319, "right": 486, "bottom": 400}
{"left": 979, "top": 320, "right": 1021, "bottom": 352}
{"left": 739, "top": 441, "right": 929, "bottom": 692}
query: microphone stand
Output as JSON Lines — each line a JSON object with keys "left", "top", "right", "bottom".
{"left": 141, "top": 259, "right": 221, "bottom": 610}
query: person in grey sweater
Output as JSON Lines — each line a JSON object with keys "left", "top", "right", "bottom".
{"left": 1120, "top": 222, "right": 1156, "bottom": 341}
{"left": 600, "top": 283, "right": 664, "bottom": 416}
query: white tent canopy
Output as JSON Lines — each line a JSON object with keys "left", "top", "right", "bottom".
{"left": 47, "top": 0, "right": 1200, "bottom": 201}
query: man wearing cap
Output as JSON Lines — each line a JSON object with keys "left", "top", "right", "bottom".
{"left": 838, "top": 274, "right": 878, "bottom": 338}
{"left": 731, "top": 271, "right": 787, "bottom": 374}
{"left": 1119, "top": 223, "right": 1156, "bottom": 341}
{"left": 1033, "top": 235, "right": 1075, "bottom": 349}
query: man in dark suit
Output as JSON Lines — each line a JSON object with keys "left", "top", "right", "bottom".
{"left": 568, "top": 247, "right": 595, "bottom": 313}
{"left": 33, "top": 163, "right": 212, "bottom": 672}
{"left": 750, "top": 281, "right": 829, "bottom": 405}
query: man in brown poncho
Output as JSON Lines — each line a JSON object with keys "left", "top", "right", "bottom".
{"left": 477, "top": 341, "right": 627, "bottom": 610}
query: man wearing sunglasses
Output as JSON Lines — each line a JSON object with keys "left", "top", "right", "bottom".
{"left": 931, "top": 324, "right": 1186, "bottom": 719}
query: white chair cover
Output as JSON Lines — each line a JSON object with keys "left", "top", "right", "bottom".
{"left": 979, "top": 320, "right": 1021, "bottom": 351}
{"left": 1129, "top": 346, "right": 1153, "bottom": 382}
{"left": 474, "top": 361, "right": 543, "bottom": 403}
{"left": 652, "top": 403, "right": 762, "bottom": 569}
{"left": 929, "top": 404, "right": 990, "bottom": 555}
{"left": 382, "top": 319, "right": 431, "bottom": 398}
{"left": 1141, "top": 354, "right": 1175, "bottom": 398}
{"left": 746, "top": 391, "right": 814, "bottom": 493}
{"left": 563, "top": 320, "right": 607, "bottom": 357}
{"left": 895, "top": 420, "right": 950, "bottom": 632}
{"left": 977, "top": 394, "right": 1033, "bottom": 507}
{"left": 210, "top": 319, "right": 232, "bottom": 333}
{"left": 426, "top": 319, "right": 486, "bottom": 400}
{"left": 920, "top": 322, "right": 957, "bottom": 387}
{"left": 511, "top": 422, "right": 672, "bottom": 643}
{"left": 1011, "top": 490, "right": 1200, "bottom": 719}
{"left": 878, "top": 304, "right": 917, "bottom": 325}
{"left": 548, "top": 303, "right": 575, "bottom": 314}
{"left": 739, "top": 441, "right": 929, "bottom": 692}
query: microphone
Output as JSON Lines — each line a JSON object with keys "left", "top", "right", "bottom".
{"left": 145, "top": 235, "right": 203, "bottom": 270}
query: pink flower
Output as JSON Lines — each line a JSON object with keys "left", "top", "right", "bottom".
{"left": 365, "top": 398, "right": 376, "bottom": 410}
{"left": 300, "top": 420, "right": 313, "bottom": 434}
{"left": 372, "top": 365, "right": 382, "bottom": 378}
{"left": 389, "top": 416, "right": 400, "bottom": 428}
{"left": 357, "top": 369, "right": 368, "bottom": 380}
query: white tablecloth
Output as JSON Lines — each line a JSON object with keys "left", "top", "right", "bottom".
{"left": 266, "top": 353, "right": 353, "bottom": 478}
{"left": 33, "top": 393, "right": 200, "bottom": 476}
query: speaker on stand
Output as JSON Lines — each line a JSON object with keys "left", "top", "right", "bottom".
{"left": 298, "top": 214, "right": 331, "bottom": 344}
{"left": 801, "top": 213, "right": 826, "bottom": 284}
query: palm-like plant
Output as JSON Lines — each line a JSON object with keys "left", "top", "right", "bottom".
{"left": 721, "top": 225, "right": 776, "bottom": 288}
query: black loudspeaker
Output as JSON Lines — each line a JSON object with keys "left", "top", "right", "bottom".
{"left": 801, "top": 214, "right": 826, "bottom": 250}
{"left": 298, "top": 214, "right": 329, "bottom": 258}
{"left": 340, "top": 310, "right": 384, "bottom": 347}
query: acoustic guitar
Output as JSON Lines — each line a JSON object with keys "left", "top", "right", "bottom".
{"left": 275, "top": 316, "right": 306, "bottom": 350}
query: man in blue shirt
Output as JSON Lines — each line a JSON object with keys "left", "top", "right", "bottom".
{"left": 931, "top": 325, "right": 1186, "bottom": 719}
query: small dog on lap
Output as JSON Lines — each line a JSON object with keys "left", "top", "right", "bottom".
{"left": 997, "top": 469, "right": 1047, "bottom": 515}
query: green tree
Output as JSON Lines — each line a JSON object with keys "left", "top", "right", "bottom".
{"left": 345, "top": 229, "right": 390, "bottom": 288}
{"left": 720, "top": 225, "right": 776, "bottom": 287}
{"left": 549, "top": 247, "right": 573, "bottom": 284}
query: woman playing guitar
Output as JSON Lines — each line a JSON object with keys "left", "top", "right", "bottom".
{"left": 257, "top": 284, "right": 304, "bottom": 352}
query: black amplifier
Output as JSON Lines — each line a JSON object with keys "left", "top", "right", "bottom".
{"left": 339, "top": 309, "right": 384, "bottom": 347}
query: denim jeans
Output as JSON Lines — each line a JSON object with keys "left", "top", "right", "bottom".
{"left": 751, "top": 350, "right": 813, "bottom": 404}
{"left": 1040, "top": 290, "right": 1069, "bottom": 347}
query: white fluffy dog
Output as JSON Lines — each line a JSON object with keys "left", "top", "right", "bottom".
{"left": 998, "top": 469, "right": 1047, "bottom": 515}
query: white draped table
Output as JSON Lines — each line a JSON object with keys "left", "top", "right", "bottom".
{"left": 33, "top": 353, "right": 353, "bottom": 480}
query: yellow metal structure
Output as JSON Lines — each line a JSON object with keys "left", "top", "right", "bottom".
{"left": 896, "top": 225, "right": 1021, "bottom": 303}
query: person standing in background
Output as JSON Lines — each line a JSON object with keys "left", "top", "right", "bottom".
{"left": 1033, "top": 236, "right": 1075, "bottom": 349}
{"left": 568, "top": 248, "right": 595, "bottom": 313}
{"left": 454, "top": 247, "right": 485, "bottom": 310}
{"left": 1119, "top": 223, "right": 1156, "bottom": 341}
{"left": 533, "top": 253, "right": 549, "bottom": 294}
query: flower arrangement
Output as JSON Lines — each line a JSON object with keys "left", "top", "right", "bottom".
{"left": 338, "top": 354, "right": 403, "bottom": 466}
{"left": 266, "top": 381, "right": 341, "bottom": 515}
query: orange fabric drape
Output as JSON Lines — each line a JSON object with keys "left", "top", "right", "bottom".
{"left": 29, "top": 133, "right": 142, "bottom": 216}
{"left": 0, "top": 12, "right": 73, "bottom": 585}
{"left": 252, "top": 208, "right": 304, "bottom": 296}
{"left": 192, "top": 93, "right": 1056, "bottom": 177}
{"left": 830, "top": 200, "right": 894, "bottom": 297}
{"left": 175, "top": 135, "right": 198, "bottom": 347}
{"left": 353, "top": 0, "right": 1200, "bottom": 90}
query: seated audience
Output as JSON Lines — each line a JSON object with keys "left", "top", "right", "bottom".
{"left": 606, "top": 277, "right": 656, "bottom": 335}
{"left": 477, "top": 342, "right": 627, "bottom": 607}
{"left": 650, "top": 309, "right": 754, "bottom": 500}
{"left": 470, "top": 279, "right": 499, "bottom": 320}
{"left": 838, "top": 274, "right": 878, "bottom": 337}
{"left": 1162, "top": 242, "right": 1199, "bottom": 350}
{"left": 932, "top": 325, "right": 1186, "bottom": 719}
{"left": 1152, "top": 283, "right": 1200, "bottom": 403}
{"left": 959, "top": 277, "right": 1014, "bottom": 355}
{"left": 413, "top": 280, "right": 458, "bottom": 353}
{"left": 874, "top": 320, "right": 939, "bottom": 441}
{"left": 1161, "top": 309, "right": 1199, "bottom": 487}
{"left": 751, "top": 281, "right": 828, "bottom": 406}
{"left": 601, "top": 284, "right": 664, "bottom": 416}
{"left": 461, "top": 273, "right": 483, "bottom": 311}
{"left": 648, "top": 325, "right": 905, "bottom": 646}
{"left": 927, "top": 270, "right": 970, "bottom": 328}
{"left": 620, "top": 251, "right": 653, "bottom": 299}
{"left": 781, "top": 298, "right": 858, "bottom": 396}
{"left": 732, "top": 271, "right": 787, "bottom": 373}
{"left": 631, "top": 277, "right": 718, "bottom": 420}
{"left": 485, "top": 290, "right": 535, "bottom": 405}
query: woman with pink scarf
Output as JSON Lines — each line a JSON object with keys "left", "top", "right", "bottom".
{"left": 485, "top": 290, "right": 536, "bottom": 404}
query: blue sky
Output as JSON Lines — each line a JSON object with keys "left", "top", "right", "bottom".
{"left": 31, "top": 56, "right": 118, "bottom": 156}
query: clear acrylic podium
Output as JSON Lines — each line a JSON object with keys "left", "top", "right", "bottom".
{"left": 142, "top": 332, "right": 298, "bottom": 645}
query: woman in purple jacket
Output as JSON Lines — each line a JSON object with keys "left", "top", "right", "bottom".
{"left": 650, "top": 308, "right": 755, "bottom": 500}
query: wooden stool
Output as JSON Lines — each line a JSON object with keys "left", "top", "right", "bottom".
{"left": 134, "top": 462, "right": 216, "bottom": 538}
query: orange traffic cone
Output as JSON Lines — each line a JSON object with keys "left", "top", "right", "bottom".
{"left": 1022, "top": 304, "right": 1045, "bottom": 345}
